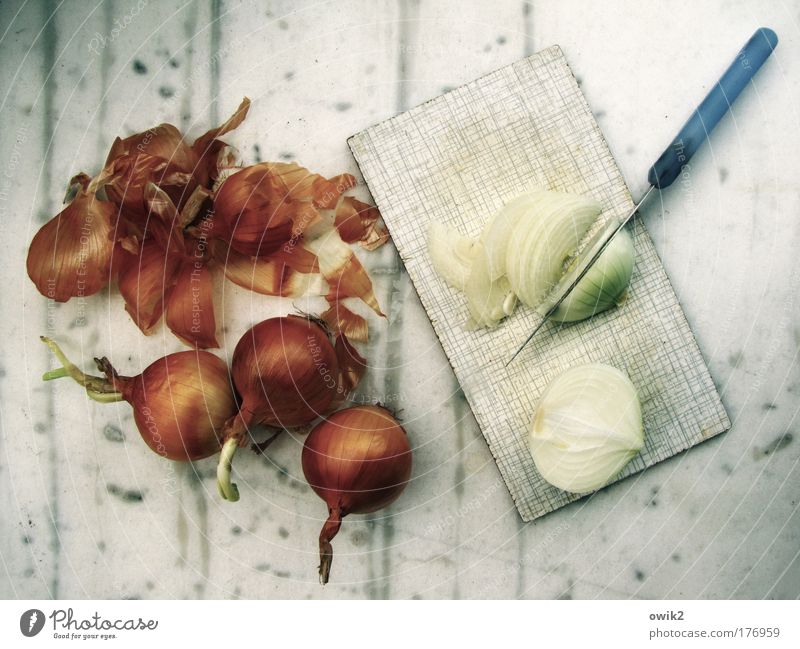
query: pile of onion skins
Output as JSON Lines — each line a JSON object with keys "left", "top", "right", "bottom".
{"left": 32, "top": 101, "right": 413, "bottom": 584}
{"left": 27, "top": 97, "right": 388, "bottom": 348}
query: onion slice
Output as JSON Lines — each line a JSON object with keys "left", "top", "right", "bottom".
{"left": 481, "top": 192, "right": 544, "bottom": 281}
{"left": 426, "top": 221, "right": 479, "bottom": 292}
{"left": 426, "top": 190, "right": 604, "bottom": 329}
{"left": 547, "top": 224, "right": 635, "bottom": 324}
{"left": 463, "top": 243, "right": 516, "bottom": 329}
{"left": 505, "top": 191, "right": 601, "bottom": 307}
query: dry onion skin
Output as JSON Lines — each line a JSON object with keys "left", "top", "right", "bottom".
{"left": 206, "top": 162, "right": 351, "bottom": 257}
{"left": 27, "top": 98, "right": 388, "bottom": 348}
{"left": 40, "top": 337, "right": 237, "bottom": 461}
{"left": 101, "top": 97, "right": 250, "bottom": 220}
{"left": 426, "top": 189, "right": 634, "bottom": 329}
{"left": 302, "top": 405, "right": 412, "bottom": 584}
{"left": 26, "top": 174, "right": 117, "bottom": 303}
{"left": 529, "top": 363, "right": 643, "bottom": 493}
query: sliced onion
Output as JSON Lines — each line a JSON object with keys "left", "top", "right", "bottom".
{"left": 506, "top": 191, "right": 601, "bottom": 307}
{"left": 426, "top": 190, "right": 604, "bottom": 329}
{"left": 426, "top": 221, "right": 479, "bottom": 291}
{"left": 481, "top": 192, "right": 544, "bottom": 281}
{"left": 548, "top": 225, "right": 635, "bottom": 324}
{"left": 463, "top": 243, "right": 516, "bottom": 329}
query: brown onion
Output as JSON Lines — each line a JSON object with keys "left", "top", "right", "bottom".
{"left": 41, "top": 337, "right": 237, "bottom": 461}
{"left": 216, "top": 315, "right": 344, "bottom": 501}
{"left": 302, "top": 405, "right": 412, "bottom": 584}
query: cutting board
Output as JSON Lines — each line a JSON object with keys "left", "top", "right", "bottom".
{"left": 348, "top": 45, "right": 730, "bottom": 522}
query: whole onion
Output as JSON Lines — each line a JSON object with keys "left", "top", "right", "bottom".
{"left": 216, "top": 315, "right": 342, "bottom": 501}
{"left": 41, "top": 337, "right": 237, "bottom": 461}
{"left": 232, "top": 315, "right": 339, "bottom": 427}
{"left": 302, "top": 405, "right": 413, "bottom": 583}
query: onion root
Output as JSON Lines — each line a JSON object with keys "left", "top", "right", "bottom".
{"left": 217, "top": 437, "right": 241, "bottom": 502}
{"left": 319, "top": 507, "right": 343, "bottom": 585}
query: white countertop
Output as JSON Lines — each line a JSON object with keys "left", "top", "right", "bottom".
{"left": 1, "top": 0, "right": 798, "bottom": 599}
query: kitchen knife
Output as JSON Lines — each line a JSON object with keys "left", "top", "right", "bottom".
{"left": 507, "top": 27, "right": 779, "bottom": 365}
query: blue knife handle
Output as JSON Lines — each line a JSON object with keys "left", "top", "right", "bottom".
{"left": 648, "top": 27, "right": 778, "bottom": 189}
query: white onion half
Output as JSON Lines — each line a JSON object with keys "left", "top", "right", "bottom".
{"left": 529, "top": 363, "right": 643, "bottom": 493}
